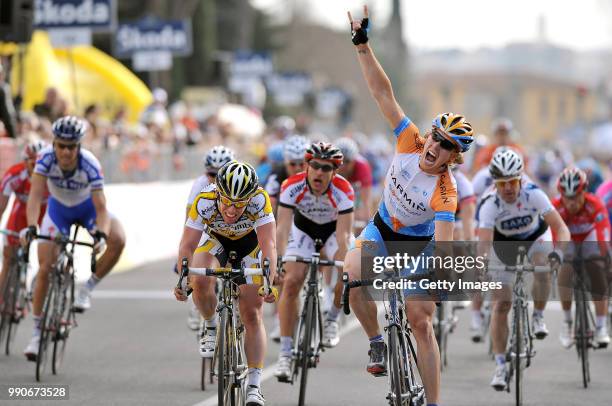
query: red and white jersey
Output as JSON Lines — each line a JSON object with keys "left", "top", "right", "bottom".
{"left": 1, "top": 162, "right": 32, "bottom": 204}
{"left": 279, "top": 172, "right": 354, "bottom": 224}
{"left": 552, "top": 193, "right": 611, "bottom": 243}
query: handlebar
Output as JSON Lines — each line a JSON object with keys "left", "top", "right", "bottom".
{"left": 0, "top": 229, "right": 19, "bottom": 238}
{"left": 341, "top": 271, "right": 431, "bottom": 315}
{"left": 281, "top": 255, "right": 344, "bottom": 268}
{"left": 34, "top": 233, "right": 96, "bottom": 274}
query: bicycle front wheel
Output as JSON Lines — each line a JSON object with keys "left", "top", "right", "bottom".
{"left": 389, "top": 325, "right": 408, "bottom": 406}
{"left": 513, "top": 304, "right": 524, "bottom": 406}
{"left": 36, "top": 279, "right": 57, "bottom": 382}
{"left": 574, "top": 291, "right": 590, "bottom": 388}
{"left": 217, "top": 308, "right": 231, "bottom": 406}
{"left": 298, "top": 295, "right": 315, "bottom": 406}
{"left": 1, "top": 262, "right": 20, "bottom": 355}
{"left": 52, "top": 275, "right": 74, "bottom": 374}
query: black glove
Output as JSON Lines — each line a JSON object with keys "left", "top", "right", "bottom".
{"left": 351, "top": 17, "right": 370, "bottom": 45}
{"left": 24, "top": 225, "right": 37, "bottom": 242}
{"left": 93, "top": 230, "right": 108, "bottom": 252}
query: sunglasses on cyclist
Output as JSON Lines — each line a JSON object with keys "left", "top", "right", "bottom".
{"left": 287, "top": 160, "right": 304, "bottom": 167}
{"left": 494, "top": 177, "right": 521, "bottom": 188}
{"left": 54, "top": 142, "right": 79, "bottom": 151}
{"left": 218, "top": 194, "right": 250, "bottom": 208}
{"left": 308, "top": 161, "right": 334, "bottom": 172}
{"left": 431, "top": 130, "right": 458, "bottom": 152}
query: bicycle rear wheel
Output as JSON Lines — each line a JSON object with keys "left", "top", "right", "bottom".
{"left": 52, "top": 275, "right": 74, "bottom": 374}
{"left": 513, "top": 304, "right": 524, "bottom": 406}
{"left": 298, "top": 295, "right": 315, "bottom": 406}
{"left": 574, "top": 291, "right": 590, "bottom": 388}
{"left": 36, "top": 279, "right": 57, "bottom": 382}
{"left": 388, "top": 325, "right": 408, "bottom": 405}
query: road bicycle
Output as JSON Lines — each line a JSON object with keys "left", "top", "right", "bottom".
{"left": 177, "top": 253, "right": 276, "bottom": 406}
{"left": 342, "top": 269, "right": 427, "bottom": 406}
{"left": 29, "top": 227, "right": 96, "bottom": 382}
{"left": 277, "top": 239, "right": 344, "bottom": 406}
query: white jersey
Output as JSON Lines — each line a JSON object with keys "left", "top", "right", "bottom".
{"left": 34, "top": 146, "right": 104, "bottom": 207}
{"left": 186, "top": 175, "right": 211, "bottom": 207}
{"left": 279, "top": 172, "right": 354, "bottom": 224}
{"left": 478, "top": 181, "right": 554, "bottom": 239}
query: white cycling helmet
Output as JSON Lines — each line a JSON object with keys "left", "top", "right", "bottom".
{"left": 204, "top": 145, "right": 235, "bottom": 172}
{"left": 334, "top": 137, "right": 359, "bottom": 162}
{"left": 489, "top": 148, "right": 524, "bottom": 179}
{"left": 283, "top": 135, "right": 308, "bottom": 161}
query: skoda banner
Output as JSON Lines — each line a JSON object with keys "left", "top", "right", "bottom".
{"left": 114, "top": 17, "right": 193, "bottom": 72}
{"left": 34, "top": 0, "right": 117, "bottom": 47}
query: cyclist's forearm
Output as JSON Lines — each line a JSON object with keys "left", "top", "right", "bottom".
{"left": 177, "top": 227, "right": 200, "bottom": 266}
{"left": 355, "top": 44, "right": 393, "bottom": 101}
{"left": 26, "top": 189, "right": 43, "bottom": 227}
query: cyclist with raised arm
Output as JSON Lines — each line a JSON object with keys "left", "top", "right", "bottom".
{"left": 21, "top": 116, "right": 126, "bottom": 361}
{"left": 183, "top": 145, "right": 235, "bottom": 331}
{"left": 553, "top": 167, "right": 610, "bottom": 348}
{"left": 477, "top": 149, "right": 570, "bottom": 390}
{"left": 344, "top": 7, "right": 474, "bottom": 406}
{"left": 0, "top": 141, "right": 47, "bottom": 302}
{"left": 174, "top": 161, "right": 277, "bottom": 406}
{"left": 273, "top": 141, "right": 354, "bottom": 379}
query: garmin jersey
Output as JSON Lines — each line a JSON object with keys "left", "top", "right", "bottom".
{"left": 186, "top": 184, "right": 274, "bottom": 240}
{"left": 186, "top": 175, "right": 211, "bottom": 208}
{"left": 478, "top": 182, "right": 554, "bottom": 239}
{"left": 378, "top": 116, "right": 457, "bottom": 236}
{"left": 552, "top": 193, "right": 610, "bottom": 242}
{"left": 34, "top": 146, "right": 104, "bottom": 207}
{"left": 279, "top": 172, "right": 354, "bottom": 224}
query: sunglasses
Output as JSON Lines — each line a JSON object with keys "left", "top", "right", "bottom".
{"left": 431, "top": 130, "right": 457, "bottom": 152}
{"left": 308, "top": 161, "right": 334, "bottom": 172}
{"left": 494, "top": 178, "right": 521, "bottom": 188}
{"left": 55, "top": 142, "right": 79, "bottom": 151}
{"left": 218, "top": 194, "right": 250, "bottom": 208}
{"left": 287, "top": 161, "right": 304, "bottom": 167}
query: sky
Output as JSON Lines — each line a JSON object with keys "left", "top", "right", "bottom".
{"left": 251, "top": 0, "right": 612, "bottom": 51}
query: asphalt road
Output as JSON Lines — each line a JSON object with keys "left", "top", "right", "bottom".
{"left": 1, "top": 259, "right": 611, "bottom": 405}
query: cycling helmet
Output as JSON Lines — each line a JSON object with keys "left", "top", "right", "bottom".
{"left": 22, "top": 140, "right": 47, "bottom": 160}
{"left": 305, "top": 142, "right": 343, "bottom": 167}
{"left": 51, "top": 116, "right": 87, "bottom": 142}
{"left": 432, "top": 112, "right": 474, "bottom": 152}
{"left": 489, "top": 148, "right": 524, "bottom": 179}
{"left": 204, "top": 145, "right": 235, "bottom": 171}
{"left": 268, "top": 142, "right": 285, "bottom": 163}
{"left": 216, "top": 161, "right": 259, "bottom": 201}
{"left": 283, "top": 135, "right": 308, "bottom": 161}
{"left": 557, "top": 167, "right": 588, "bottom": 197}
{"left": 492, "top": 118, "right": 513, "bottom": 134}
{"left": 334, "top": 137, "right": 359, "bottom": 162}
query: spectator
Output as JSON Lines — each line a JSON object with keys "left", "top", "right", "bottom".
{"left": 33, "top": 87, "right": 60, "bottom": 121}
{"left": 0, "top": 63, "right": 17, "bottom": 138}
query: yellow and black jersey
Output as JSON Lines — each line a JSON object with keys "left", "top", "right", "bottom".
{"left": 186, "top": 183, "right": 274, "bottom": 240}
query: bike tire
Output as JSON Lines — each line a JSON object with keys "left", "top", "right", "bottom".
{"left": 514, "top": 304, "right": 523, "bottom": 406}
{"left": 389, "top": 325, "right": 406, "bottom": 406}
{"left": 36, "top": 279, "right": 57, "bottom": 382}
{"left": 298, "top": 295, "right": 315, "bottom": 406}
{"left": 201, "top": 358, "right": 208, "bottom": 391}
{"left": 217, "top": 308, "right": 230, "bottom": 406}
{"left": 231, "top": 319, "right": 247, "bottom": 406}
{"left": 1, "top": 262, "right": 19, "bottom": 355}
{"left": 575, "top": 292, "right": 589, "bottom": 388}
{"left": 52, "top": 274, "right": 74, "bottom": 374}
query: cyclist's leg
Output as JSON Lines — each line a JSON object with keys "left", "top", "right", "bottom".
{"left": 0, "top": 244, "right": 15, "bottom": 306}
{"left": 406, "top": 298, "right": 439, "bottom": 404}
{"left": 190, "top": 233, "right": 222, "bottom": 320}
{"left": 529, "top": 231, "right": 553, "bottom": 338}
{"left": 93, "top": 215, "right": 126, "bottom": 279}
{"left": 489, "top": 250, "right": 513, "bottom": 365}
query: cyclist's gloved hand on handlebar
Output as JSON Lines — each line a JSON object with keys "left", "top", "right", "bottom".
{"left": 349, "top": 5, "right": 370, "bottom": 46}
{"left": 174, "top": 274, "right": 192, "bottom": 301}
{"left": 92, "top": 230, "right": 107, "bottom": 253}
{"left": 19, "top": 225, "right": 37, "bottom": 246}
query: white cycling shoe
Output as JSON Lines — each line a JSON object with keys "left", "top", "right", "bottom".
{"left": 559, "top": 321, "right": 574, "bottom": 349}
{"left": 246, "top": 385, "right": 265, "bottom": 406}
{"left": 490, "top": 364, "right": 507, "bottom": 391}
{"left": 73, "top": 285, "right": 92, "bottom": 312}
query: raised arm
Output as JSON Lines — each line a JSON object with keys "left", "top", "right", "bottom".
{"left": 349, "top": 6, "right": 405, "bottom": 129}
